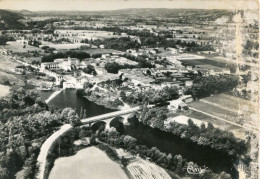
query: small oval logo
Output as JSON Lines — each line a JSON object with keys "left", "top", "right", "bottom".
{"left": 186, "top": 163, "right": 208, "bottom": 175}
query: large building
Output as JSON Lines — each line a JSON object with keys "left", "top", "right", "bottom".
{"left": 41, "top": 57, "right": 87, "bottom": 71}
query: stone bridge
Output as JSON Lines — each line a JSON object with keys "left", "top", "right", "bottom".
{"left": 37, "top": 105, "right": 154, "bottom": 179}
{"left": 81, "top": 106, "right": 142, "bottom": 129}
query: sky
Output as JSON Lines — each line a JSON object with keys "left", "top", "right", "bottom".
{"left": 0, "top": 0, "right": 258, "bottom": 11}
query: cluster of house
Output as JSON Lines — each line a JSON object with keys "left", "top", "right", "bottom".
{"left": 53, "top": 20, "right": 109, "bottom": 29}
{"left": 101, "top": 54, "right": 138, "bottom": 66}
{"left": 118, "top": 67, "right": 193, "bottom": 94}
{"left": 126, "top": 47, "right": 180, "bottom": 58}
{"left": 37, "top": 45, "right": 230, "bottom": 91}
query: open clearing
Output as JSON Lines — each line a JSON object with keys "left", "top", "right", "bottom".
{"left": 180, "top": 58, "right": 233, "bottom": 70}
{"left": 0, "top": 84, "right": 10, "bottom": 98}
{"left": 189, "top": 93, "right": 258, "bottom": 124}
{"left": 115, "top": 147, "right": 172, "bottom": 179}
{"left": 127, "top": 160, "right": 171, "bottom": 179}
{"left": 184, "top": 110, "right": 247, "bottom": 139}
{"left": 80, "top": 48, "right": 123, "bottom": 55}
{"left": 49, "top": 146, "right": 128, "bottom": 179}
{"left": 0, "top": 55, "right": 21, "bottom": 72}
{"left": 187, "top": 93, "right": 259, "bottom": 139}
{"left": 0, "top": 71, "right": 24, "bottom": 86}
{"left": 0, "top": 55, "right": 25, "bottom": 85}
{"left": 2, "top": 41, "right": 42, "bottom": 53}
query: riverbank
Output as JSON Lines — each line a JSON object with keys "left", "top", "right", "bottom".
{"left": 45, "top": 89, "right": 63, "bottom": 104}
{"left": 84, "top": 95, "right": 123, "bottom": 110}
{"left": 45, "top": 129, "right": 174, "bottom": 179}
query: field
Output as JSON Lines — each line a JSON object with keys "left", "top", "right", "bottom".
{"left": 0, "top": 55, "right": 25, "bottom": 85}
{"left": 188, "top": 52, "right": 255, "bottom": 69}
{"left": 180, "top": 58, "right": 234, "bottom": 70}
{"left": 127, "top": 160, "right": 171, "bottom": 179}
{"left": 187, "top": 93, "right": 259, "bottom": 139}
{"left": 0, "top": 55, "right": 51, "bottom": 88}
{"left": 200, "top": 93, "right": 257, "bottom": 114}
{"left": 3, "top": 41, "right": 42, "bottom": 53}
{"left": 49, "top": 147, "right": 128, "bottom": 179}
{"left": 0, "top": 55, "right": 22, "bottom": 72}
{"left": 0, "top": 84, "right": 10, "bottom": 98}
{"left": 80, "top": 48, "right": 123, "bottom": 55}
{"left": 0, "top": 71, "right": 24, "bottom": 85}
{"left": 40, "top": 43, "right": 95, "bottom": 50}
{"left": 116, "top": 148, "right": 172, "bottom": 179}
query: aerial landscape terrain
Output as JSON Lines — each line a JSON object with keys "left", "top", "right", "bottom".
{"left": 0, "top": 0, "right": 259, "bottom": 179}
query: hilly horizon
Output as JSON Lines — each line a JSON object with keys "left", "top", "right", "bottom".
{"left": 0, "top": 9, "right": 25, "bottom": 30}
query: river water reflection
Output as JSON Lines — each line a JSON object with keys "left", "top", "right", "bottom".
{"left": 40, "top": 89, "right": 116, "bottom": 117}
{"left": 124, "top": 123, "right": 238, "bottom": 178}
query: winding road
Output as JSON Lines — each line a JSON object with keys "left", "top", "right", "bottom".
{"left": 37, "top": 124, "right": 72, "bottom": 179}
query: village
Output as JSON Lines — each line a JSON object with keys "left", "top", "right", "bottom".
{"left": 0, "top": 6, "right": 259, "bottom": 179}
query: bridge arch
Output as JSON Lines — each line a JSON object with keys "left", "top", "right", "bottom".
{"left": 90, "top": 121, "right": 106, "bottom": 131}
{"left": 110, "top": 116, "right": 125, "bottom": 134}
{"left": 127, "top": 113, "right": 139, "bottom": 125}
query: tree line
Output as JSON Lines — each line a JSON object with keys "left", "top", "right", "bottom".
{"left": 97, "top": 127, "right": 231, "bottom": 179}
{"left": 184, "top": 75, "right": 239, "bottom": 100}
{"left": 122, "top": 86, "right": 180, "bottom": 106}
{"left": 42, "top": 51, "right": 91, "bottom": 63}
{"left": 0, "top": 87, "right": 81, "bottom": 179}
{"left": 138, "top": 105, "right": 247, "bottom": 157}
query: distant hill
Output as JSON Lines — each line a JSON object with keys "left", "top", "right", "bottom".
{"left": 0, "top": 9, "right": 25, "bottom": 30}
{"left": 34, "top": 8, "right": 232, "bottom": 17}
{"left": 16, "top": 9, "right": 33, "bottom": 15}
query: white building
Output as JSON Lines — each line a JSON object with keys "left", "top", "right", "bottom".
{"left": 41, "top": 57, "right": 81, "bottom": 71}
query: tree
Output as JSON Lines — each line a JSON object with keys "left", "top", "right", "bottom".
{"left": 4, "top": 80, "right": 10, "bottom": 86}
{"left": 119, "top": 91, "right": 126, "bottom": 100}
{"left": 175, "top": 154, "right": 183, "bottom": 173}
{"left": 82, "top": 65, "right": 97, "bottom": 75}
{"left": 123, "top": 135, "right": 137, "bottom": 148}
{"left": 79, "top": 107, "right": 83, "bottom": 119}
{"left": 138, "top": 58, "right": 155, "bottom": 68}
{"left": 121, "top": 156, "right": 128, "bottom": 166}
{"left": 104, "top": 62, "right": 121, "bottom": 74}
{"left": 82, "top": 109, "right": 87, "bottom": 119}
{"left": 0, "top": 36, "right": 9, "bottom": 45}
{"left": 41, "top": 46, "right": 50, "bottom": 50}
{"left": 219, "top": 171, "right": 232, "bottom": 179}
{"left": 23, "top": 96, "right": 35, "bottom": 106}
{"left": 90, "top": 134, "right": 97, "bottom": 145}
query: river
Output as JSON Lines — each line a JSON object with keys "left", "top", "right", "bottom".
{"left": 124, "top": 123, "right": 238, "bottom": 178}
{"left": 40, "top": 89, "right": 116, "bottom": 117}
{"left": 40, "top": 89, "right": 237, "bottom": 178}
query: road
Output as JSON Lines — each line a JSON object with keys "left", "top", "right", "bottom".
{"left": 37, "top": 124, "right": 72, "bottom": 179}
{"left": 81, "top": 106, "right": 141, "bottom": 124}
